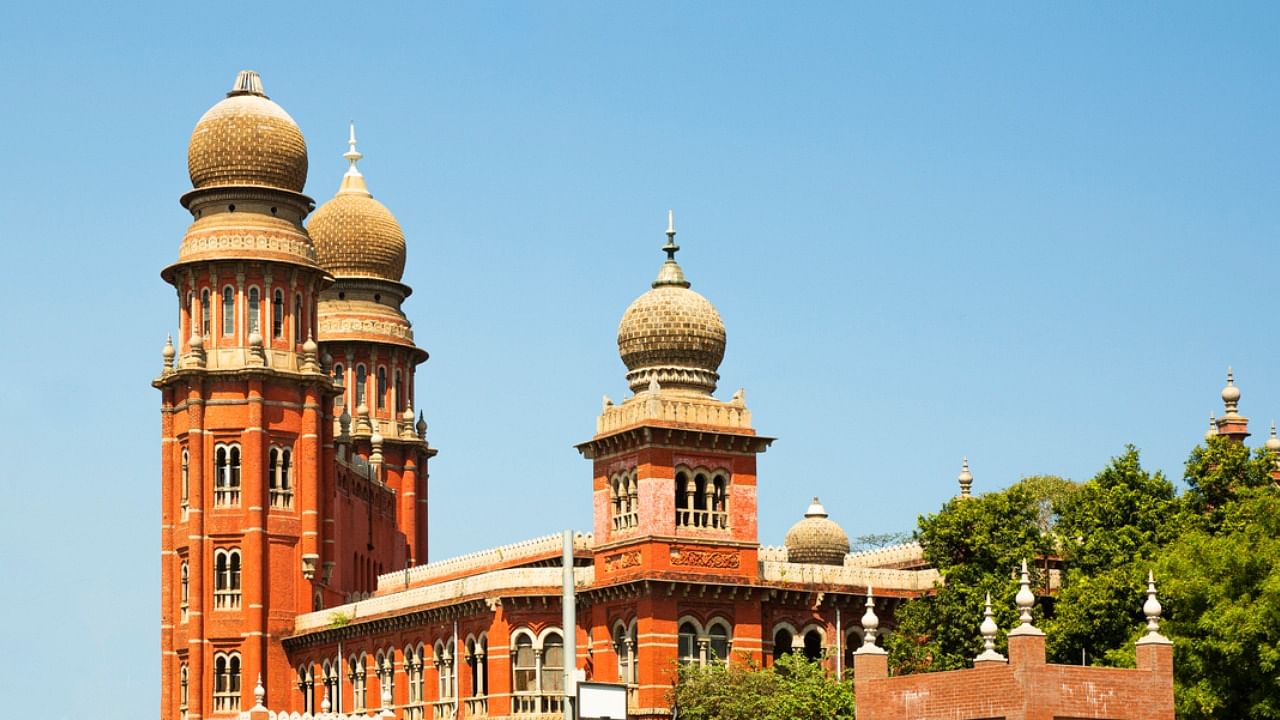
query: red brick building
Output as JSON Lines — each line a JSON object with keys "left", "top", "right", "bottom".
{"left": 158, "top": 71, "right": 1176, "bottom": 720}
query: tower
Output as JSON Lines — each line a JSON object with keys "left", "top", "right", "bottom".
{"left": 308, "top": 122, "right": 433, "bottom": 597}
{"left": 577, "top": 214, "right": 773, "bottom": 695}
{"left": 156, "top": 70, "right": 335, "bottom": 718}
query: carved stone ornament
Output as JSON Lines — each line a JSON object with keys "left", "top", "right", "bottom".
{"left": 669, "top": 546, "right": 741, "bottom": 569}
{"left": 604, "top": 551, "right": 643, "bottom": 572}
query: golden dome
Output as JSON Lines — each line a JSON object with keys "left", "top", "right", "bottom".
{"left": 784, "top": 497, "right": 850, "bottom": 566}
{"left": 187, "top": 71, "right": 308, "bottom": 193}
{"left": 309, "top": 125, "right": 407, "bottom": 282}
{"left": 617, "top": 215, "right": 726, "bottom": 395}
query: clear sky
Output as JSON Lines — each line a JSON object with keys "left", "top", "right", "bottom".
{"left": 0, "top": 2, "right": 1277, "bottom": 715}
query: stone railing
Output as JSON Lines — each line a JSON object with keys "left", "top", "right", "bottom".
{"left": 237, "top": 709, "right": 390, "bottom": 720}
{"left": 511, "top": 693, "right": 565, "bottom": 716}
{"left": 843, "top": 542, "right": 925, "bottom": 568}
{"left": 296, "top": 566, "right": 596, "bottom": 633}
{"left": 377, "top": 533, "right": 594, "bottom": 593}
{"left": 463, "top": 696, "right": 488, "bottom": 717}
{"left": 430, "top": 699, "right": 456, "bottom": 719}
{"left": 758, "top": 545, "right": 789, "bottom": 563}
{"left": 597, "top": 392, "right": 752, "bottom": 435}
{"left": 760, "top": 561, "right": 941, "bottom": 591}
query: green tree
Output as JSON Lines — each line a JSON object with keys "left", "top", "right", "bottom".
{"left": 670, "top": 653, "right": 854, "bottom": 720}
{"left": 1156, "top": 487, "right": 1280, "bottom": 720}
{"left": 1183, "top": 434, "right": 1275, "bottom": 527}
{"left": 887, "top": 484, "right": 1051, "bottom": 673}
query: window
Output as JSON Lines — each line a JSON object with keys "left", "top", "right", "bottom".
{"left": 213, "top": 652, "right": 241, "bottom": 712}
{"left": 466, "top": 636, "right": 488, "bottom": 698}
{"left": 394, "top": 370, "right": 404, "bottom": 413}
{"left": 773, "top": 628, "right": 794, "bottom": 664}
{"left": 708, "top": 622, "right": 731, "bottom": 663}
{"left": 614, "top": 623, "right": 637, "bottom": 684}
{"left": 678, "top": 619, "right": 732, "bottom": 666}
{"left": 355, "top": 365, "right": 367, "bottom": 408}
{"left": 214, "top": 549, "right": 241, "bottom": 609}
{"left": 180, "top": 561, "right": 189, "bottom": 622}
{"left": 349, "top": 654, "right": 367, "bottom": 712}
{"left": 222, "top": 286, "right": 234, "bottom": 336}
{"left": 512, "top": 634, "right": 536, "bottom": 692}
{"left": 541, "top": 632, "right": 564, "bottom": 693}
{"left": 248, "top": 287, "right": 260, "bottom": 335}
{"left": 377, "top": 367, "right": 387, "bottom": 409}
{"left": 675, "top": 468, "right": 729, "bottom": 529}
{"left": 269, "top": 446, "right": 293, "bottom": 508}
{"left": 294, "top": 293, "right": 304, "bottom": 343}
{"left": 180, "top": 663, "right": 189, "bottom": 720}
{"left": 297, "top": 664, "right": 316, "bottom": 714}
{"left": 180, "top": 449, "right": 190, "bottom": 519}
{"left": 376, "top": 649, "right": 395, "bottom": 710}
{"left": 185, "top": 291, "right": 193, "bottom": 337}
{"left": 214, "top": 444, "right": 241, "bottom": 506}
{"left": 273, "top": 289, "right": 284, "bottom": 339}
{"left": 322, "top": 661, "right": 339, "bottom": 715}
{"left": 611, "top": 471, "right": 638, "bottom": 531}
{"left": 678, "top": 622, "right": 699, "bottom": 665}
{"left": 201, "top": 289, "right": 210, "bottom": 336}
{"left": 802, "top": 629, "right": 823, "bottom": 661}
{"left": 405, "top": 644, "right": 425, "bottom": 720}
{"left": 435, "top": 641, "right": 455, "bottom": 700}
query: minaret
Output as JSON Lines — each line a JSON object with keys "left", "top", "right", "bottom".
{"left": 576, "top": 213, "right": 773, "bottom": 710}
{"left": 309, "top": 123, "right": 434, "bottom": 583}
{"left": 156, "top": 71, "right": 334, "bottom": 717}
{"left": 1215, "top": 368, "right": 1250, "bottom": 442}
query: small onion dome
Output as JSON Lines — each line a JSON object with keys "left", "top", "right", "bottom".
{"left": 188, "top": 71, "right": 308, "bottom": 193}
{"left": 1267, "top": 421, "right": 1280, "bottom": 453}
{"left": 309, "top": 124, "right": 407, "bottom": 282}
{"left": 1221, "top": 367, "right": 1241, "bottom": 414}
{"left": 784, "top": 496, "right": 850, "bottom": 566}
{"left": 617, "top": 213, "right": 726, "bottom": 395}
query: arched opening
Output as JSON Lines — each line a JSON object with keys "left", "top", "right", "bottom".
{"left": 773, "top": 628, "right": 794, "bottom": 664}
{"left": 803, "top": 629, "right": 823, "bottom": 661}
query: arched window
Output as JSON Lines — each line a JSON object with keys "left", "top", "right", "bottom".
{"left": 541, "top": 632, "right": 564, "bottom": 693}
{"left": 712, "top": 474, "right": 728, "bottom": 528}
{"left": 297, "top": 664, "right": 316, "bottom": 714}
{"left": 349, "top": 654, "right": 367, "bottom": 712}
{"left": 512, "top": 633, "right": 536, "bottom": 692}
{"left": 466, "top": 635, "right": 488, "bottom": 699}
{"left": 614, "top": 623, "right": 637, "bottom": 684}
{"left": 355, "top": 365, "right": 368, "bottom": 409}
{"left": 201, "top": 289, "right": 210, "bottom": 336}
{"left": 180, "top": 561, "right": 189, "bottom": 622}
{"left": 222, "top": 286, "right": 235, "bottom": 336}
{"left": 377, "top": 367, "right": 388, "bottom": 409}
{"left": 773, "top": 628, "right": 794, "bottom": 664}
{"left": 179, "top": 663, "right": 190, "bottom": 720}
{"left": 435, "top": 641, "right": 455, "bottom": 701}
{"left": 214, "top": 444, "right": 241, "bottom": 506}
{"left": 707, "top": 622, "right": 731, "bottom": 664}
{"left": 803, "top": 629, "right": 823, "bottom": 661}
{"left": 213, "top": 652, "right": 241, "bottom": 712}
{"left": 675, "top": 471, "right": 690, "bottom": 527}
{"left": 214, "top": 549, "right": 241, "bottom": 609}
{"left": 405, "top": 644, "right": 425, "bottom": 720}
{"left": 322, "top": 661, "right": 339, "bottom": 714}
{"left": 184, "top": 291, "right": 193, "bottom": 337}
{"left": 269, "top": 446, "right": 293, "bottom": 508}
{"left": 375, "top": 649, "right": 395, "bottom": 711}
{"left": 272, "top": 289, "right": 284, "bottom": 339}
{"left": 294, "top": 293, "right": 304, "bottom": 343}
{"left": 180, "top": 449, "right": 189, "bottom": 518}
{"left": 678, "top": 622, "right": 699, "bottom": 665}
{"left": 247, "top": 287, "right": 260, "bottom": 335}
{"left": 394, "top": 370, "right": 404, "bottom": 413}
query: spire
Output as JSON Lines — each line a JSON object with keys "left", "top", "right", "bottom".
{"left": 227, "top": 69, "right": 267, "bottom": 98}
{"left": 652, "top": 209, "right": 691, "bottom": 288}
{"left": 1008, "top": 559, "right": 1044, "bottom": 636}
{"left": 957, "top": 457, "right": 973, "bottom": 498}
{"left": 338, "top": 121, "right": 371, "bottom": 196}
{"left": 252, "top": 673, "right": 265, "bottom": 709}
{"left": 1215, "top": 367, "right": 1250, "bottom": 441}
{"left": 1136, "top": 570, "right": 1171, "bottom": 645}
{"left": 855, "top": 587, "right": 887, "bottom": 655}
{"left": 974, "top": 592, "right": 1006, "bottom": 663}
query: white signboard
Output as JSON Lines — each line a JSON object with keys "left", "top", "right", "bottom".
{"left": 577, "top": 681, "right": 628, "bottom": 720}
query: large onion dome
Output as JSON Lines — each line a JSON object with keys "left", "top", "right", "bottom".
{"left": 784, "top": 497, "right": 850, "bottom": 566}
{"left": 617, "top": 213, "right": 726, "bottom": 395}
{"left": 309, "top": 124, "right": 407, "bottom": 282}
{"left": 187, "top": 70, "right": 308, "bottom": 193}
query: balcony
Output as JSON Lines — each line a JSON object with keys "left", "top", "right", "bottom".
{"left": 511, "top": 693, "right": 564, "bottom": 717}
{"left": 463, "top": 696, "right": 488, "bottom": 717}
{"left": 431, "top": 699, "right": 457, "bottom": 719}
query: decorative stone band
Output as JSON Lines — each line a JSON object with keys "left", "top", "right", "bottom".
{"left": 177, "top": 230, "right": 320, "bottom": 266}
{"left": 625, "top": 366, "right": 720, "bottom": 395}
{"left": 760, "top": 561, "right": 942, "bottom": 592}
{"left": 294, "top": 565, "right": 597, "bottom": 634}
{"left": 603, "top": 550, "right": 643, "bottom": 572}
{"left": 843, "top": 542, "right": 927, "bottom": 569}
{"left": 319, "top": 316, "right": 416, "bottom": 344}
{"left": 597, "top": 390, "right": 752, "bottom": 435}
{"left": 238, "top": 708, "right": 394, "bottom": 720}
{"left": 376, "top": 532, "right": 595, "bottom": 593}
{"left": 670, "top": 546, "right": 741, "bottom": 569}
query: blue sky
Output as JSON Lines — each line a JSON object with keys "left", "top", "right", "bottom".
{"left": 0, "top": 2, "right": 1277, "bottom": 715}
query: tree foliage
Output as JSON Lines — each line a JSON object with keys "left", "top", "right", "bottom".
{"left": 670, "top": 653, "right": 854, "bottom": 720}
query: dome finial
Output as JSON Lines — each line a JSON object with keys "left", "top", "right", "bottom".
{"left": 974, "top": 592, "right": 1006, "bottom": 663}
{"left": 1205, "top": 413, "right": 1217, "bottom": 441}
{"left": 855, "top": 587, "right": 887, "bottom": 655}
{"left": 653, "top": 210, "right": 690, "bottom": 288}
{"left": 338, "top": 121, "right": 370, "bottom": 196}
{"left": 227, "top": 70, "right": 266, "bottom": 98}
{"left": 1222, "top": 366, "right": 1241, "bottom": 416}
{"left": 1008, "top": 558, "right": 1044, "bottom": 636}
{"left": 957, "top": 457, "right": 973, "bottom": 498}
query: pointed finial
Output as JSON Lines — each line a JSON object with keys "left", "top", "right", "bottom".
{"left": 416, "top": 410, "right": 428, "bottom": 439}
{"left": 1136, "top": 569, "right": 1172, "bottom": 645}
{"left": 380, "top": 682, "right": 395, "bottom": 717}
{"left": 957, "top": 457, "right": 973, "bottom": 498}
{"left": 321, "top": 688, "right": 331, "bottom": 713}
{"left": 1267, "top": 421, "right": 1280, "bottom": 454}
{"left": 253, "top": 673, "right": 265, "bottom": 706}
{"left": 1222, "top": 366, "right": 1241, "bottom": 416}
{"left": 975, "top": 592, "right": 1006, "bottom": 662}
{"left": 855, "top": 586, "right": 888, "bottom": 655}
{"left": 338, "top": 122, "right": 371, "bottom": 195}
{"left": 1007, "top": 559, "right": 1044, "bottom": 636}
{"left": 652, "top": 210, "right": 690, "bottom": 288}
{"left": 344, "top": 122, "right": 363, "bottom": 173}
{"left": 162, "top": 334, "right": 176, "bottom": 371}
{"left": 1205, "top": 413, "right": 1217, "bottom": 441}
